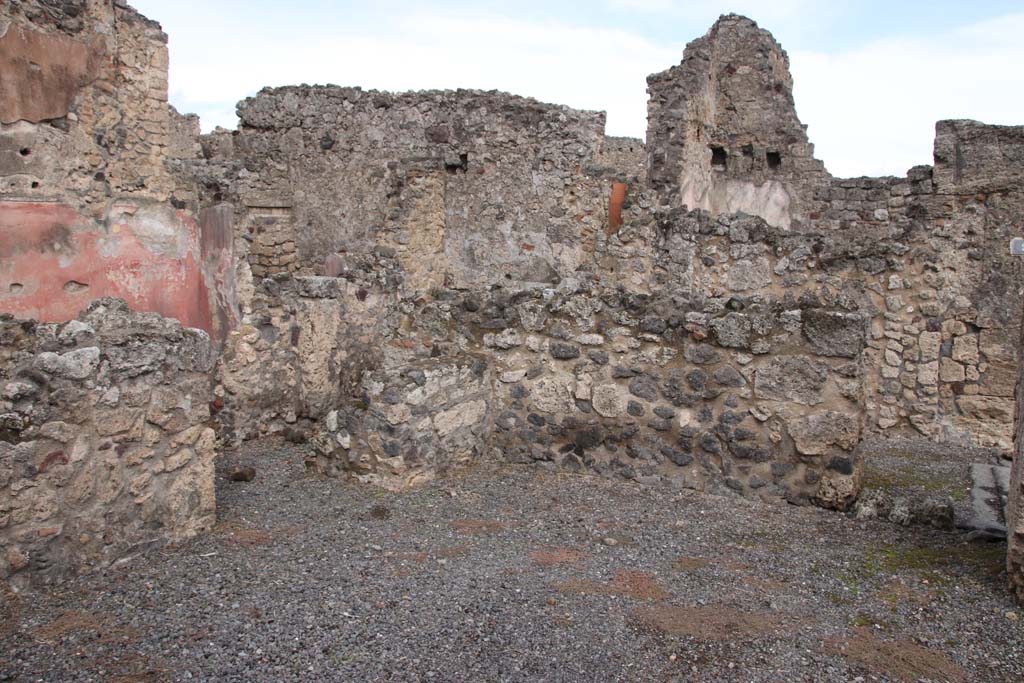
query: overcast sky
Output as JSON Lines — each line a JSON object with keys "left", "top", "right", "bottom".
{"left": 131, "top": 0, "right": 1024, "bottom": 178}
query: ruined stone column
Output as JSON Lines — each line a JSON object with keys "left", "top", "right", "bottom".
{"left": 1008, "top": 315, "right": 1024, "bottom": 604}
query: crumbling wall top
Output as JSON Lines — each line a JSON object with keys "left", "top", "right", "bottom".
{"left": 933, "top": 119, "right": 1024, "bottom": 194}
{"left": 646, "top": 14, "right": 829, "bottom": 229}
{"left": 237, "top": 86, "right": 607, "bottom": 141}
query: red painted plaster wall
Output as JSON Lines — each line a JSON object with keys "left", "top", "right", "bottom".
{"left": 0, "top": 200, "right": 214, "bottom": 335}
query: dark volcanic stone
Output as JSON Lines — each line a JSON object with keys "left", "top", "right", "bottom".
{"left": 712, "top": 366, "right": 744, "bottom": 387}
{"left": 686, "top": 369, "right": 707, "bottom": 391}
{"left": 612, "top": 365, "right": 637, "bottom": 379}
{"left": 648, "top": 418, "right": 672, "bottom": 432}
{"left": 628, "top": 375, "right": 659, "bottom": 401}
{"left": 801, "top": 309, "right": 866, "bottom": 358}
{"left": 661, "top": 446, "right": 694, "bottom": 467}
{"left": 550, "top": 342, "right": 580, "bottom": 360}
{"left": 228, "top": 466, "right": 256, "bottom": 482}
{"left": 574, "top": 427, "right": 604, "bottom": 450}
{"left": 684, "top": 343, "right": 722, "bottom": 365}
{"left": 699, "top": 433, "right": 722, "bottom": 454}
{"left": 640, "top": 316, "right": 668, "bottom": 334}
{"left": 653, "top": 406, "right": 675, "bottom": 420}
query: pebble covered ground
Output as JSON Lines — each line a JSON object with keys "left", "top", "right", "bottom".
{"left": 2, "top": 439, "right": 1023, "bottom": 682}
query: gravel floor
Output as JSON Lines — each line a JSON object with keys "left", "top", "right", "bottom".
{"left": 2, "top": 439, "right": 1023, "bottom": 682}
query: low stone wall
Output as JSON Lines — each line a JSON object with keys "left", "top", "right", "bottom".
{"left": 312, "top": 355, "right": 493, "bottom": 490}
{"left": 216, "top": 273, "right": 392, "bottom": 444}
{"left": 476, "top": 211, "right": 866, "bottom": 508}
{"left": 0, "top": 299, "right": 216, "bottom": 586}
{"left": 298, "top": 206, "right": 866, "bottom": 508}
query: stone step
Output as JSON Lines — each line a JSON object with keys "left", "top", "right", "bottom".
{"left": 957, "top": 463, "right": 1011, "bottom": 537}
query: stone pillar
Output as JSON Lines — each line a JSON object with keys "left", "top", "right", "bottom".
{"left": 1008, "top": 320, "right": 1024, "bottom": 603}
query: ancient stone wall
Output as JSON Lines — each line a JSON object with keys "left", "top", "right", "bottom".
{"left": 1009, "top": 319, "right": 1024, "bottom": 604}
{"left": 216, "top": 273, "right": 392, "bottom": 444}
{"left": 313, "top": 355, "right": 493, "bottom": 491}
{"left": 184, "top": 15, "right": 1023, "bottom": 504}
{"left": 815, "top": 125, "right": 1024, "bottom": 451}
{"left": 463, "top": 205, "right": 868, "bottom": 507}
{"left": 0, "top": 1, "right": 235, "bottom": 341}
{"left": 875, "top": 134, "right": 1022, "bottom": 450}
{"left": 225, "top": 87, "right": 611, "bottom": 294}
{"left": 3, "top": 2, "right": 1024, "bottom": 583}
{"left": 269, "top": 201, "right": 867, "bottom": 506}
{"left": 0, "top": 299, "right": 216, "bottom": 587}
{"left": 646, "top": 16, "right": 1024, "bottom": 451}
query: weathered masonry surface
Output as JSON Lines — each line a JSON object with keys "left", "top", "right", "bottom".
{"left": 1, "top": 300, "right": 216, "bottom": 584}
{"left": 1, "top": 3, "right": 1024, "bottom": 597}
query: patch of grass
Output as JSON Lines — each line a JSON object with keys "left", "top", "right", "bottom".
{"left": 949, "top": 488, "right": 968, "bottom": 502}
{"left": 861, "top": 464, "right": 966, "bottom": 500}
{"left": 833, "top": 542, "right": 1003, "bottom": 594}
{"left": 849, "top": 613, "right": 889, "bottom": 630}
{"left": 862, "top": 542, "right": 1005, "bottom": 582}
{"left": 835, "top": 571, "right": 865, "bottom": 596}
{"left": 827, "top": 592, "right": 856, "bottom": 606}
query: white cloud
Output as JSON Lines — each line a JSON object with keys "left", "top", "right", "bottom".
{"left": 604, "top": 0, "right": 823, "bottom": 26}
{"left": 160, "top": 8, "right": 677, "bottom": 139}
{"left": 791, "top": 13, "right": 1024, "bottom": 177}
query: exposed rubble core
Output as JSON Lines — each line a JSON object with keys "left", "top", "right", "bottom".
{"left": 0, "top": 299, "right": 216, "bottom": 586}
{"left": 1, "top": 2, "right": 1023, "bottom": 595}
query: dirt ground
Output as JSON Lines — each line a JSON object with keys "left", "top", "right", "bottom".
{"left": 1, "top": 438, "right": 1022, "bottom": 682}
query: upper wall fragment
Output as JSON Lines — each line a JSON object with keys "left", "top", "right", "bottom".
{"left": 646, "top": 14, "right": 829, "bottom": 228}
{"left": 0, "top": 1, "right": 237, "bottom": 342}
{"left": 933, "top": 119, "right": 1024, "bottom": 194}
{"left": 229, "top": 87, "right": 614, "bottom": 292}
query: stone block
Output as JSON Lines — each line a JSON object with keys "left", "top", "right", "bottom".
{"left": 787, "top": 411, "right": 860, "bottom": 455}
{"left": 754, "top": 356, "right": 828, "bottom": 405}
{"left": 939, "top": 358, "right": 965, "bottom": 383}
{"left": 801, "top": 310, "right": 865, "bottom": 358}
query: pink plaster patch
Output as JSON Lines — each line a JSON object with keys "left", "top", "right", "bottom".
{"left": 0, "top": 201, "right": 214, "bottom": 334}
